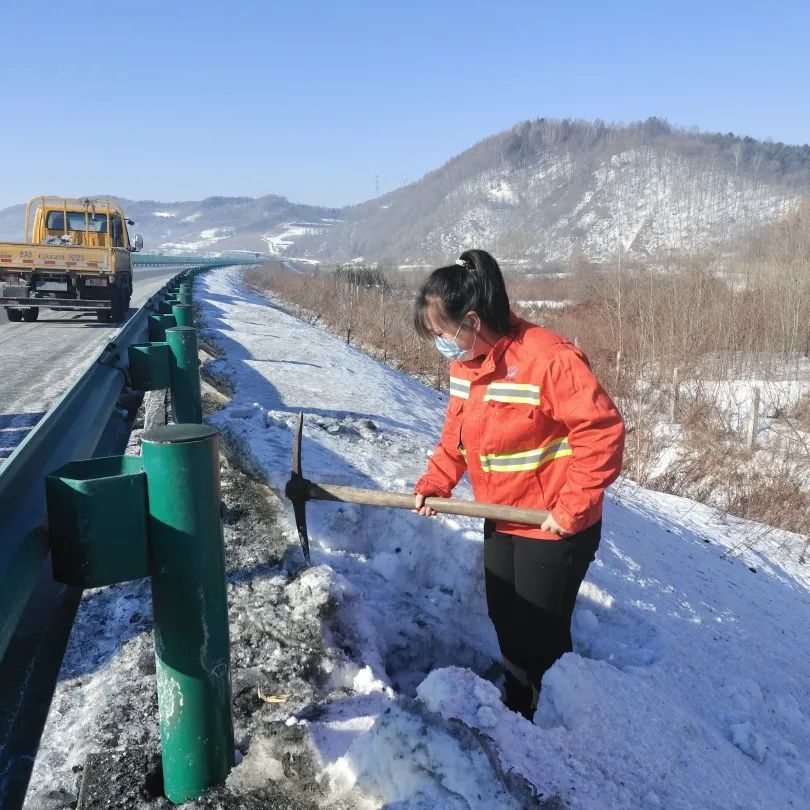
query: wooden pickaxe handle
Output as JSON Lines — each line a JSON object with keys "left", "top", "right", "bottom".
{"left": 306, "top": 482, "right": 550, "bottom": 527}
{"left": 286, "top": 412, "right": 552, "bottom": 565}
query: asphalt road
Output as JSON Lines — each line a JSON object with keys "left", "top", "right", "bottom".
{"left": 0, "top": 265, "right": 185, "bottom": 462}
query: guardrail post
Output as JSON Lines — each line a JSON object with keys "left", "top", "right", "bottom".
{"left": 172, "top": 303, "right": 194, "bottom": 327}
{"left": 159, "top": 297, "right": 180, "bottom": 315}
{"left": 165, "top": 327, "right": 202, "bottom": 423}
{"left": 129, "top": 342, "right": 171, "bottom": 390}
{"left": 45, "top": 424, "right": 234, "bottom": 804}
{"left": 148, "top": 314, "right": 177, "bottom": 342}
{"left": 45, "top": 457, "right": 150, "bottom": 587}
{"left": 141, "top": 424, "right": 234, "bottom": 803}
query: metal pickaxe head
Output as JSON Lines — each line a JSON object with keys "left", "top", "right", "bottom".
{"left": 284, "top": 412, "right": 311, "bottom": 564}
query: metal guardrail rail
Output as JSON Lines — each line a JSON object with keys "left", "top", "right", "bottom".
{"left": 133, "top": 254, "right": 259, "bottom": 268}
{"left": 0, "top": 261, "right": 235, "bottom": 808}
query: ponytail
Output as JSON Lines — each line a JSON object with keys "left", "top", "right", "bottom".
{"left": 414, "top": 249, "right": 514, "bottom": 338}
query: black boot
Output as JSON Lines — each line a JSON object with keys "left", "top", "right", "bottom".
{"left": 503, "top": 672, "right": 535, "bottom": 720}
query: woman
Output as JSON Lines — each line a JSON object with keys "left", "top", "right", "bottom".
{"left": 412, "top": 249, "right": 625, "bottom": 720}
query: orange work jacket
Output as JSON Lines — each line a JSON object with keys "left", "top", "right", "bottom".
{"left": 414, "top": 314, "right": 625, "bottom": 540}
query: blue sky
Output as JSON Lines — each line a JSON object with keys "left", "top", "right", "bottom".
{"left": 1, "top": 1, "right": 808, "bottom": 210}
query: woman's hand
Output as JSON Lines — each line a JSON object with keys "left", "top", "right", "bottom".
{"left": 541, "top": 513, "right": 573, "bottom": 537}
{"left": 413, "top": 493, "right": 437, "bottom": 517}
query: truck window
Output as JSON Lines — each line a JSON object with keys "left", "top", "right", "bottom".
{"left": 46, "top": 211, "right": 109, "bottom": 233}
{"left": 110, "top": 215, "right": 123, "bottom": 246}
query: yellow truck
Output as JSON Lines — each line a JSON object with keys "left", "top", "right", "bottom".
{"left": 0, "top": 196, "right": 143, "bottom": 323}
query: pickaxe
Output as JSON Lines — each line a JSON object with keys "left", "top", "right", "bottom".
{"left": 284, "top": 413, "right": 550, "bottom": 564}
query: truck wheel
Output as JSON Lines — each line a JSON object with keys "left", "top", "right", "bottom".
{"left": 6, "top": 308, "right": 23, "bottom": 322}
{"left": 21, "top": 308, "right": 39, "bottom": 322}
{"left": 96, "top": 310, "right": 112, "bottom": 323}
{"left": 110, "top": 288, "right": 125, "bottom": 323}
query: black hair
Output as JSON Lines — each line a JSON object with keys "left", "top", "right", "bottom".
{"left": 413, "top": 249, "right": 514, "bottom": 339}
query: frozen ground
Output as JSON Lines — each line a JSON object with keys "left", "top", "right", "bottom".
{"left": 26, "top": 266, "right": 810, "bottom": 808}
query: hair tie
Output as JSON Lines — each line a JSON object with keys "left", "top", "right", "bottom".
{"left": 455, "top": 258, "right": 470, "bottom": 268}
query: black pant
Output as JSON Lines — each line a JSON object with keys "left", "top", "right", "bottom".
{"left": 484, "top": 518, "right": 601, "bottom": 718}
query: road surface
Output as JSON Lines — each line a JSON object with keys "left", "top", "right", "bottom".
{"left": 0, "top": 265, "right": 184, "bottom": 461}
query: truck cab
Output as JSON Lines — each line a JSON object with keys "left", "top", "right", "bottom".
{"left": 38, "top": 208, "right": 129, "bottom": 248}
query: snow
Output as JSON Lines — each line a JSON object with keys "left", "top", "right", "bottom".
{"left": 517, "top": 299, "right": 572, "bottom": 309}
{"left": 262, "top": 221, "right": 334, "bottom": 256}
{"left": 27, "top": 266, "right": 810, "bottom": 808}
{"left": 485, "top": 179, "right": 519, "bottom": 205}
{"left": 680, "top": 377, "right": 810, "bottom": 434}
{"left": 151, "top": 211, "right": 175, "bottom": 218}
{"left": 200, "top": 227, "right": 234, "bottom": 240}
{"left": 637, "top": 363, "right": 810, "bottom": 500}
{"left": 161, "top": 226, "right": 235, "bottom": 253}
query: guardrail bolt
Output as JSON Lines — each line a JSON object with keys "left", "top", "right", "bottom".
{"left": 142, "top": 424, "right": 234, "bottom": 803}
{"left": 165, "top": 327, "right": 202, "bottom": 424}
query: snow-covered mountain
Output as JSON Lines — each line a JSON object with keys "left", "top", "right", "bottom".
{"left": 3, "top": 118, "right": 809, "bottom": 266}
{"left": 293, "top": 118, "right": 810, "bottom": 265}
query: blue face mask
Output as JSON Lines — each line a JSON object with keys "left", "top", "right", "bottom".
{"left": 434, "top": 334, "right": 467, "bottom": 359}
{"left": 434, "top": 321, "right": 476, "bottom": 360}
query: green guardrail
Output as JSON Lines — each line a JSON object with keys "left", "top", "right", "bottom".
{"left": 0, "top": 267, "right": 235, "bottom": 807}
{"left": 133, "top": 253, "right": 260, "bottom": 267}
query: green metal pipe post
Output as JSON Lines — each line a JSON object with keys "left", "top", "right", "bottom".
{"left": 141, "top": 424, "right": 234, "bottom": 803}
{"left": 172, "top": 303, "right": 194, "bottom": 327}
{"left": 165, "top": 326, "right": 202, "bottom": 423}
{"left": 178, "top": 290, "right": 193, "bottom": 305}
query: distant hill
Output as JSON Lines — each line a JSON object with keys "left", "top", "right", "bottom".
{"left": 290, "top": 118, "right": 810, "bottom": 266}
{"left": 0, "top": 195, "right": 339, "bottom": 258}
{"left": 2, "top": 118, "right": 808, "bottom": 267}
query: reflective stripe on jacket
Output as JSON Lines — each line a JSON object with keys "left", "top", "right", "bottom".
{"left": 414, "top": 314, "right": 625, "bottom": 540}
